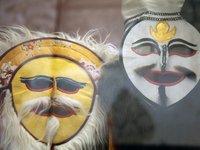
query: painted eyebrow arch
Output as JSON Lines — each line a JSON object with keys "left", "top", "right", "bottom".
{"left": 132, "top": 38, "right": 158, "bottom": 46}
{"left": 56, "top": 77, "right": 87, "bottom": 86}
{"left": 20, "top": 76, "right": 87, "bottom": 86}
{"left": 168, "top": 39, "right": 197, "bottom": 47}
{"left": 20, "top": 75, "right": 53, "bottom": 82}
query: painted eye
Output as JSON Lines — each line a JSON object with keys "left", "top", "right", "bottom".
{"left": 132, "top": 43, "right": 160, "bottom": 55}
{"left": 20, "top": 76, "right": 87, "bottom": 94}
{"left": 23, "top": 79, "right": 53, "bottom": 92}
{"left": 57, "top": 80, "right": 86, "bottom": 94}
{"left": 169, "top": 45, "right": 196, "bottom": 57}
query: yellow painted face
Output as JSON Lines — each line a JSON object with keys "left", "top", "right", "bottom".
{"left": 11, "top": 56, "right": 95, "bottom": 144}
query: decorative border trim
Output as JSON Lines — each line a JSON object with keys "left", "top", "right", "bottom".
{"left": 0, "top": 37, "right": 103, "bottom": 62}
{"left": 0, "top": 38, "right": 103, "bottom": 89}
{"left": 124, "top": 11, "right": 184, "bottom": 33}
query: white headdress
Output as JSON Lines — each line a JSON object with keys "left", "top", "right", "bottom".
{"left": 121, "top": 0, "right": 185, "bottom": 32}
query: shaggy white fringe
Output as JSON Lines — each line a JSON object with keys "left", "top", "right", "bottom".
{"left": 1, "top": 90, "right": 47, "bottom": 150}
{"left": 18, "top": 97, "right": 51, "bottom": 121}
{"left": 54, "top": 95, "right": 108, "bottom": 150}
{"left": 1, "top": 90, "right": 108, "bottom": 150}
{"left": 18, "top": 95, "right": 88, "bottom": 121}
{"left": 0, "top": 26, "right": 112, "bottom": 149}
{"left": 45, "top": 116, "right": 60, "bottom": 149}
{"left": 0, "top": 26, "right": 118, "bottom": 64}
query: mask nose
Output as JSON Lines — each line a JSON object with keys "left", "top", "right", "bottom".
{"left": 50, "top": 77, "right": 57, "bottom": 100}
{"left": 160, "top": 45, "right": 168, "bottom": 72}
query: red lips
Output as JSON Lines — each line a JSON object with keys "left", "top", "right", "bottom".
{"left": 32, "top": 105, "right": 77, "bottom": 118}
{"left": 143, "top": 71, "right": 185, "bottom": 86}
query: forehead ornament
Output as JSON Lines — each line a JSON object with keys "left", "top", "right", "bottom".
{"left": 150, "top": 21, "right": 176, "bottom": 43}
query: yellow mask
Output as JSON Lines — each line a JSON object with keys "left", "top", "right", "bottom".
{"left": 0, "top": 38, "right": 102, "bottom": 145}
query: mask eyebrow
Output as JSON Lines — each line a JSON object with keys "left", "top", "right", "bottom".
{"left": 56, "top": 77, "right": 87, "bottom": 87}
{"left": 168, "top": 39, "right": 197, "bottom": 47}
{"left": 132, "top": 38, "right": 158, "bottom": 46}
{"left": 20, "top": 75, "right": 53, "bottom": 83}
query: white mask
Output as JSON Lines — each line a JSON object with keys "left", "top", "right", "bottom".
{"left": 121, "top": 20, "right": 200, "bottom": 107}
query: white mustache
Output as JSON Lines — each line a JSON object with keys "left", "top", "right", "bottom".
{"left": 18, "top": 95, "right": 88, "bottom": 121}
{"left": 39, "top": 116, "right": 59, "bottom": 149}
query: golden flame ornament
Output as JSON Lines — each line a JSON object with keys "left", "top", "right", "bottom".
{"left": 150, "top": 21, "right": 176, "bottom": 42}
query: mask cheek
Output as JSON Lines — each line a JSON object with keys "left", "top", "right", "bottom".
{"left": 128, "top": 53, "right": 160, "bottom": 71}
{"left": 168, "top": 55, "right": 199, "bottom": 78}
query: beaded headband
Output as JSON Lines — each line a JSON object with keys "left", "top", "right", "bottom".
{"left": 124, "top": 11, "right": 183, "bottom": 33}
{"left": 122, "top": 0, "right": 185, "bottom": 32}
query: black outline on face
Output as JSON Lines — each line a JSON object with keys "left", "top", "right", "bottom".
{"left": 20, "top": 75, "right": 87, "bottom": 94}
{"left": 132, "top": 38, "right": 197, "bottom": 85}
{"left": 132, "top": 38, "right": 197, "bottom": 57}
{"left": 0, "top": 37, "right": 103, "bottom": 145}
{"left": 10, "top": 55, "right": 97, "bottom": 146}
{"left": 120, "top": 24, "right": 200, "bottom": 109}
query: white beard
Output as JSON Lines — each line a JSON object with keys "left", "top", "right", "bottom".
{"left": 0, "top": 89, "right": 108, "bottom": 150}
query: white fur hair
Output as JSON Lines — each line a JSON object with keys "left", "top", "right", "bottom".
{"left": 0, "top": 26, "right": 114, "bottom": 149}
{"left": 0, "top": 26, "right": 118, "bottom": 63}
{"left": 1, "top": 90, "right": 108, "bottom": 150}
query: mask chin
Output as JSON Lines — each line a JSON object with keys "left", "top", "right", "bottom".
{"left": 1, "top": 89, "right": 108, "bottom": 150}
